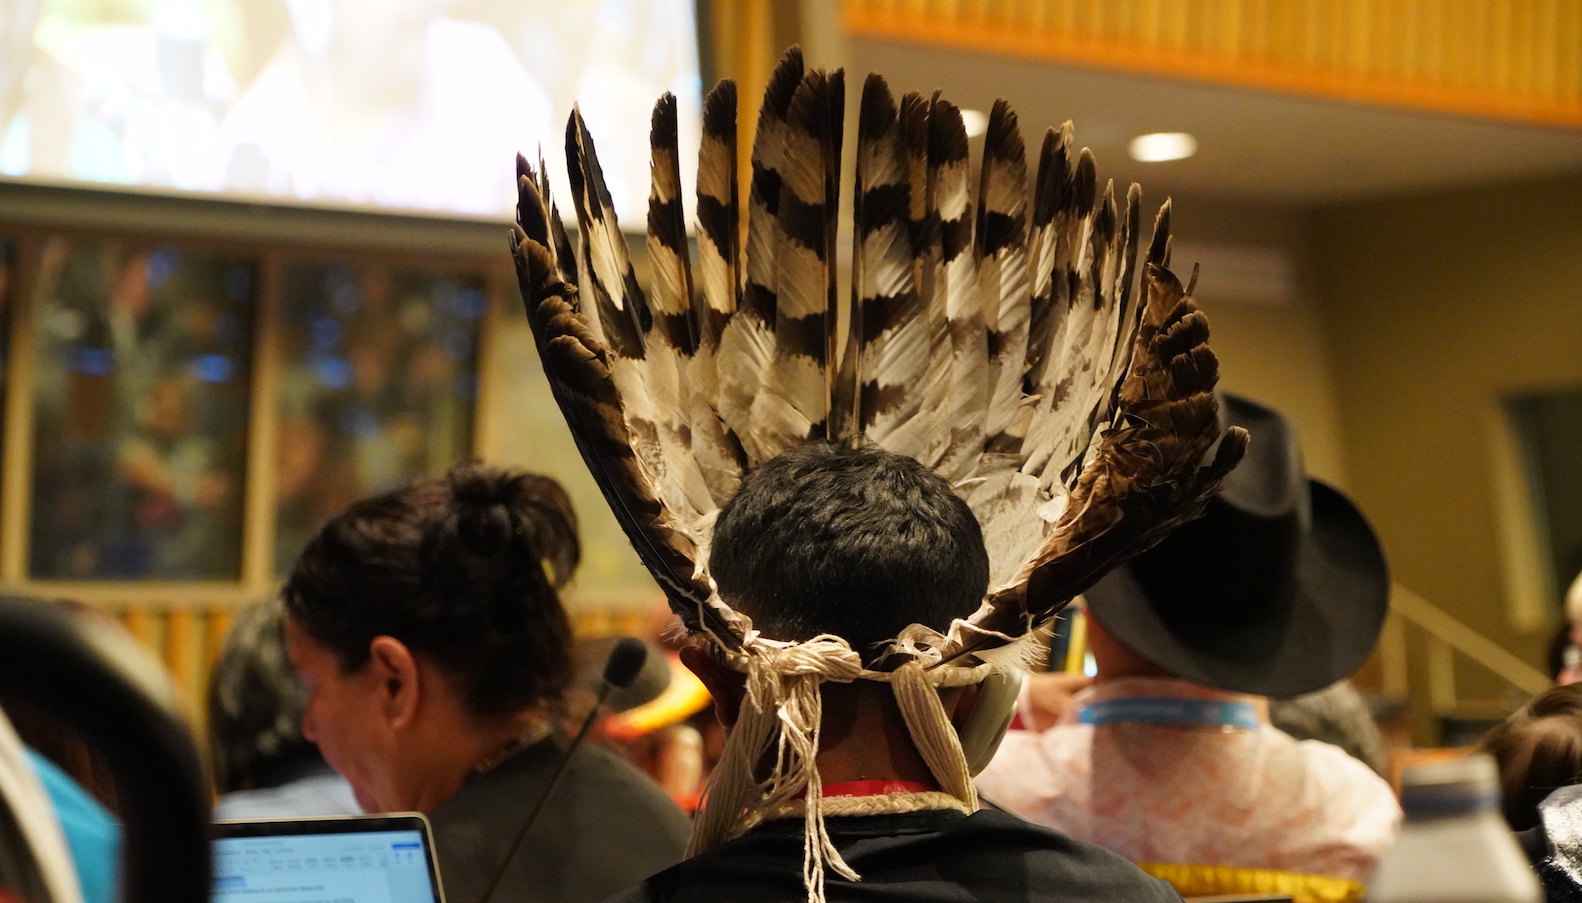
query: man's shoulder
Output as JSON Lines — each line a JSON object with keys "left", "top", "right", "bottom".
{"left": 949, "top": 810, "right": 1183, "bottom": 896}
{"left": 560, "top": 742, "right": 694, "bottom": 837}
{"left": 1283, "top": 730, "right": 1399, "bottom": 802}
{"left": 603, "top": 810, "right": 1180, "bottom": 903}
{"left": 569, "top": 742, "right": 690, "bottom": 804}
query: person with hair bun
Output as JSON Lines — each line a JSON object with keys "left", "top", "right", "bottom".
{"left": 282, "top": 462, "right": 689, "bottom": 903}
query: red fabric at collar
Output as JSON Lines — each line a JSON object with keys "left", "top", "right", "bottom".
{"left": 819, "top": 780, "right": 936, "bottom": 798}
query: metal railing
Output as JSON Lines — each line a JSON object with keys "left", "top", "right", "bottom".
{"left": 1379, "top": 584, "right": 1549, "bottom": 721}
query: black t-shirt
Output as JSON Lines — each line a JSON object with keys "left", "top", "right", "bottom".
{"left": 603, "top": 808, "right": 1183, "bottom": 902}
{"left": 430, "top": 734, "right": 690, "bottom": 903}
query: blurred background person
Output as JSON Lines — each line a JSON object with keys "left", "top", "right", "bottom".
{"left": 1554, "top": 572, "right": 1582, "bottom": 686}
{"left": 1479, "top": 684, "right": 1582, "bottom": 902}
{"left": 1482, "top": 683, "right": 1582, "bottom": 833}
{"left": 977, "top": 395, "right": 1399, "bottom": 903}
{"left": 281, "top": 461, "right": 688, "bottom": 903}
{"left": 1270, "top": 680, "right": 1390, "bottom": 776}
{"left": 573, "top": 634, "right": 714, "bottom": 814}
{"left": 112, "top": 373, "right": 234, "bottom": 578}
{"left": 0, "top": 598, "right": 126, "bottom": 903}
{"left": 208, "top": 596, "right": 358, "bottom": 819}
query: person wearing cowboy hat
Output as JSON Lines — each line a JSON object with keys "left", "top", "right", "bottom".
{"left": 976, "top": 394, "right": 1402, "bottom": 903}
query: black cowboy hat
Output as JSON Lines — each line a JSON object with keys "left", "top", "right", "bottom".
{"left": 1083, "top": 394, "right": 1389, "bottom": 698}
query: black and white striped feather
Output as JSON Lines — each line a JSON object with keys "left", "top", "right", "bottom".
{"left": 846, "top": 75, "right": 923, "bottom": 450}
{"left": 749, "top": 67, "right": 843, "bottom": 454}
{"left": 717, "top": 48, "right": 802, "bottom": 466}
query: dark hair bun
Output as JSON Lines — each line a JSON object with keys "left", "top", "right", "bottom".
{"left": 441, "top": 462, "right": 579, "bottom": 589}
{"left": 447, "top": 466, "right": 518, "bottom": 559}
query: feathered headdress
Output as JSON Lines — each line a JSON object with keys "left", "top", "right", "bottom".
{"left": 511, "top": 47, "right": 1246, "bottom": 900}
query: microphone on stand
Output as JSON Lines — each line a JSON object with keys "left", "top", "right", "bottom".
{"left": 478, "top": 637, "right": 649, "bottom": 903}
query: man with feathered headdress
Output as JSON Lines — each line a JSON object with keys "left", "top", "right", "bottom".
{"left": 601, "top": 442, "right": 1184, "bottom": 902}
{"left": 511, "top": 46, "right": 1244, "bottom": 903}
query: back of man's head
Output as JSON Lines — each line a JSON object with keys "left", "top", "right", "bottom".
{"left": 708, "top": 443, "right": 990, "bottom": 658}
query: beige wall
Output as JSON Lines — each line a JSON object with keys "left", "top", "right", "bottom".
{"left": 1316, "top": 173, "right": 1582, "bottom": 673}
{"left": 1170, "top": 195, "right": 1351, "bottom": 487}
{"left": 478, "top": 311, "right": 664, "bottom": 621}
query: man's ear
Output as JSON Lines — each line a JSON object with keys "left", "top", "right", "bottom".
{"left": 680, "top": 644, "right": 744, "bottom": 728}
{"left": 368, "top": 635, "right": 421, "bottom": 730}
{"left": 953, "top": 670, "right": 1022, "bottom": 775}
{"left": 944, "top": 683, "right": 980, "bottom": 732}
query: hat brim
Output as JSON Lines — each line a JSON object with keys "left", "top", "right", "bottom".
{"left": 1084, "top": 480, "right": 1389, "bottom": 698}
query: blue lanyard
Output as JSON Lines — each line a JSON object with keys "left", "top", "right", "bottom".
{"left": 1077, "top": 696, "right": 1261, "bottom": 730}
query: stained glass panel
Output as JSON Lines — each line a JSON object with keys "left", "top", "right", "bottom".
{"left": 30, "top": 238, "right": 255, "bottom": 578}
{"left": 273, "top": 261, "right": 482, "bottom": 572}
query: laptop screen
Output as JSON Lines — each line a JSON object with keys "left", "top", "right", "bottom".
{"left": 212, "top": 814, "right": 445, "bottom": 903}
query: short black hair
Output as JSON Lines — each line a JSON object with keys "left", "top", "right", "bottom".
{"left": 708, "top": 443, "right": 989, "bottom": 660}
{"left": 282, "top": 462, "right": 578, "bottom": 717}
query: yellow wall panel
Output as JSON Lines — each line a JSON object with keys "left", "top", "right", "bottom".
{"left": 843, "top": 0, "right": 1582, "bottom": 127}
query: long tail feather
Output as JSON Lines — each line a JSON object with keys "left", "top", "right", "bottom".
{"left": 749, "top": 67, "right": 843, "bottom": 452}
{"left": 921, "top": 97, "right": 986, "bottom": 483}
{"left": 643, "top": 93, "right": 716, "bottom": 530}
{"left": 849, "top": 75, "right": 924, "bottom": 451}
{"left": 977, "top": 99, "right": 1031, "bottom": 452}
{"left": 691, "top": 80, "right": 748, "bottom": 504}
{"left": 566, "top": 107, "right": 649, "bottom": 358}
{"left": 873, "top": 91, "right": 943, "bottom": 461}
{"left": 1023, "top": 124, "right": 1073, "bottom": 396}
{"left": 647, "top": 93, "right": 698, "bottom": 358}
{"left": 695, "top": 81, "right": 740, "bottom": 355}
{"left": 510, "top": 165, "right": 719, "bottom": 632}
{"left": 717, "top": 47, "right": 803, "bottom": 465}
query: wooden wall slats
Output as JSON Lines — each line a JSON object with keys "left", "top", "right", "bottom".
{"left": 843, "top": 0, "right": 1582, "bottom": 128}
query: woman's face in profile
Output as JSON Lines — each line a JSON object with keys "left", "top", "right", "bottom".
{"left": 284, "top": 615, "right": 399, "bottom": 812}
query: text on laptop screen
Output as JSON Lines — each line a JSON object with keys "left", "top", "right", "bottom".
{"left": 213, "top": 828, "right": 438, "bottom": 903}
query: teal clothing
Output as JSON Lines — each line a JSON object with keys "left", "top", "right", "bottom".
{"left": 26, "top": 749, "right": 120, "bottom": 903}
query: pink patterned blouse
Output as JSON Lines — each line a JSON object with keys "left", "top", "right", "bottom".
{"left": 976, "top": 676, "right": 1401, "bottom": 883}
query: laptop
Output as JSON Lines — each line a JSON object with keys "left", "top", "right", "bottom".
{"left": 212, "top": 814, "right": 446, "bottom": 903}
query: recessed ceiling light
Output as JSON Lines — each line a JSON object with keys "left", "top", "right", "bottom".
{"left": 960, "top": 108, "right": 989, "bottom": 139}
{"left": 1128, "top": 132, "right": 1197, "bottom": 163}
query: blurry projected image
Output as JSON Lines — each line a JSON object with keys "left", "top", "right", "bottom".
{"left": 0, "top": 0, "right": 703, "bottom": 223}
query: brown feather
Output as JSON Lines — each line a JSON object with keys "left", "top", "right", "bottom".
{"left": 510, "top": 159, "right": 724, "bottom": 638}
{"left": 920, "top": 262, "right": 1247, "bottom": 669}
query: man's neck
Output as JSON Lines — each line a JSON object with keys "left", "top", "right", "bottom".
{"left": 809, "top": 683, "right": 942, "bottom": 788}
